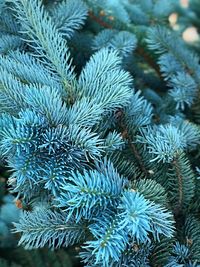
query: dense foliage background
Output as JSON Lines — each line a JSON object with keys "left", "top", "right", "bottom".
{"left": 1, "top": 0, "right": 200, "bottom": 266}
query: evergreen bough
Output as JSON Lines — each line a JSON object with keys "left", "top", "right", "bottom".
{"left": 0, "top": 0, "right": 200, "bottom": 266}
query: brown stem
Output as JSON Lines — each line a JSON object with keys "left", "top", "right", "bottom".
{"left": 172, "top": 157, "right": 183, "bottom": 209}
{"left": 118, "top": 111, "right": 149, "bottom": 178}
{"left": 88, "top": 11, "right": 113, "bottom": 29}
{"left": 135, "top": 47, "right": 162, "bottom": 78}
{"left": 129, "top": 141, "right": 149, "bottom": 177}
{"left": 88, "top": 11, "right": 162, "bottom": 78}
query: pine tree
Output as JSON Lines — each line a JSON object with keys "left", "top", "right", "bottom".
{"left": 1, "top": 0, "right": 200, "bottom": 266}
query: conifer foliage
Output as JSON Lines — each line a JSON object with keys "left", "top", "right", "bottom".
{"left": 0, "top": 0, "right": 200, "bottom": 266}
